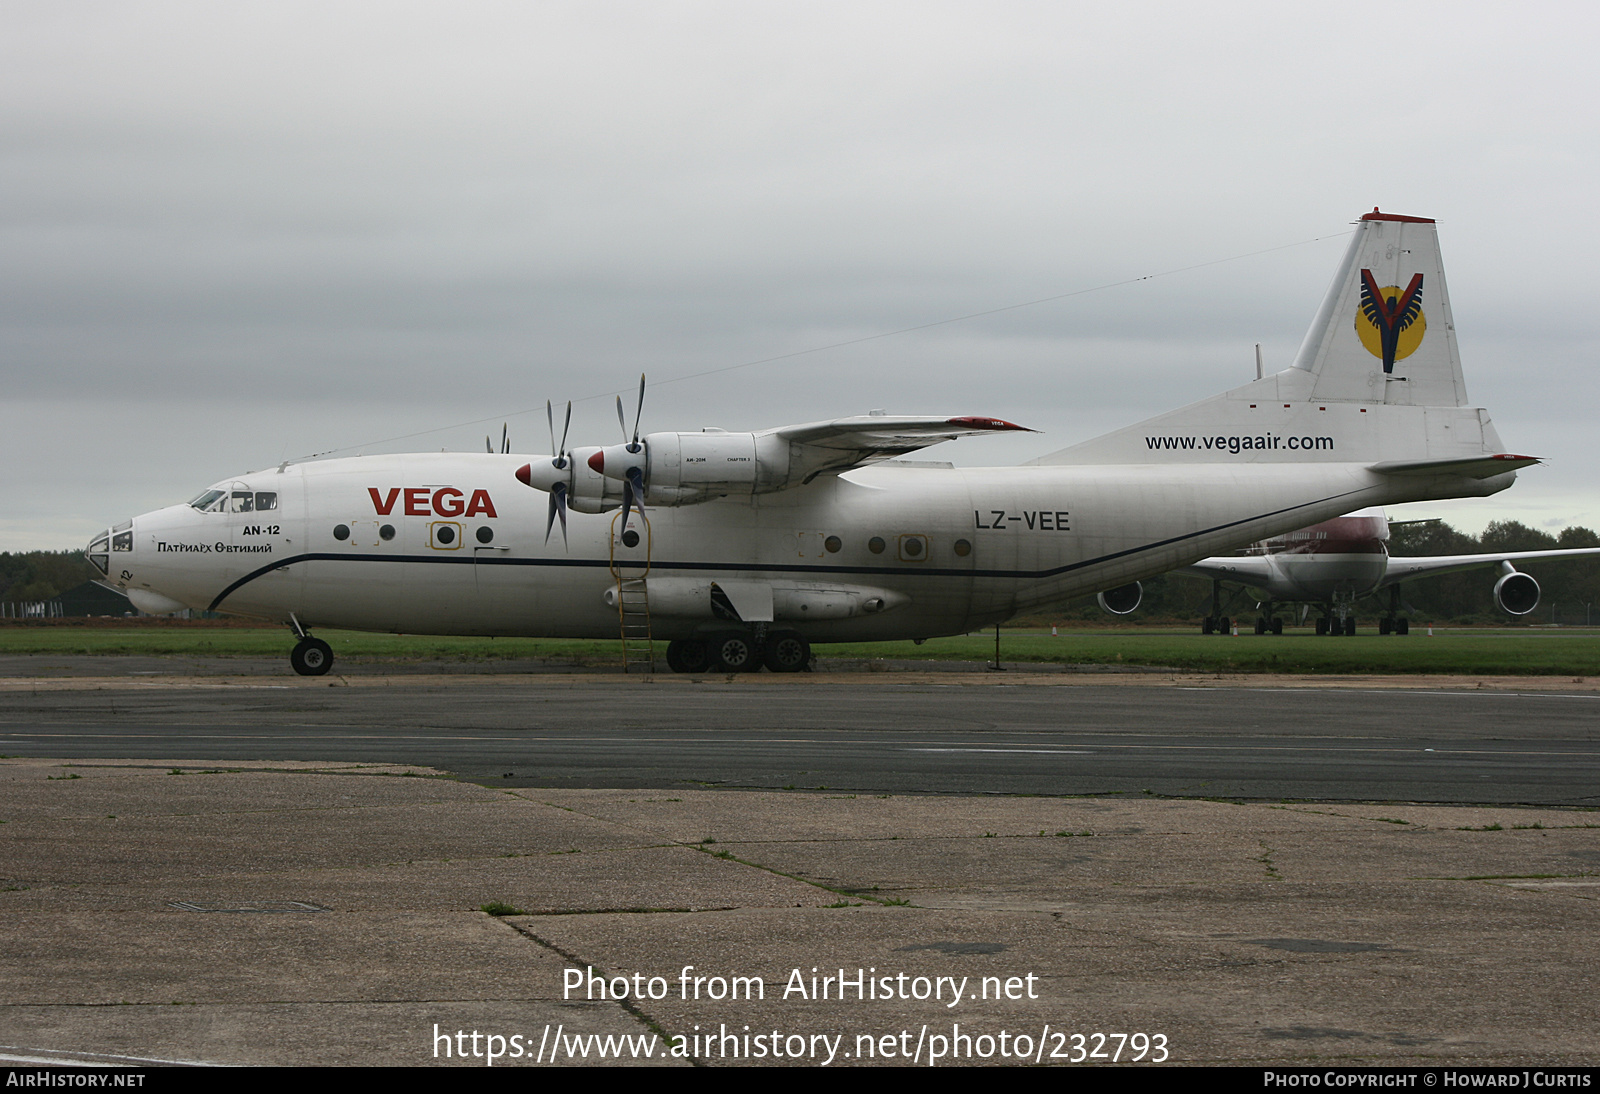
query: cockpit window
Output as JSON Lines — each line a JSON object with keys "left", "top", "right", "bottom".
{"left": 189, "top": 490, "right": 227, "bottom": 513}
{"left": 229, "top": 491, "right": 255, "bottom": 513}
{"left": 254, "top": 492, "right": 278, "bottom": 511}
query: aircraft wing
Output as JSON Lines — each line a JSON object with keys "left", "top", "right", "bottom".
{"left": 1178, "top": 556, "right": 1276, "bottom": 585}
{"left": 1381, "top": 547, "right": 1600, "bottom": 586}
{"left": 762, "top": 415, "right": 1033, "bottom": 483}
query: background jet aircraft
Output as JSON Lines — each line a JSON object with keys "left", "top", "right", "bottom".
{"left": 1120, "top": 508, "right": 1600, "bottom": 635}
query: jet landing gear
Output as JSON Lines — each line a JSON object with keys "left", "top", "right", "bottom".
{"left": 1200, "top": 579, "right": 1245, "bottom": 635}
{"left": 1378, "top": 586, "right": 1411, "bottom": 635}
{"left": 1316, "top": 609, "right": 1357, "bottom": 636}
{"left": 287, "top": 615, "right": 333, "bottom": 676}
{"left": 664, "top": 630, "right": 812, "bottom": 674}
{"left": 1251, "top": 600, "right": 1284, "bottom": 635}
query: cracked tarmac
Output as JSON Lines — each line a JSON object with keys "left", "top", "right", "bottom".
{"left": 2, "top": 756, "right": 1597, "bottom": 1066}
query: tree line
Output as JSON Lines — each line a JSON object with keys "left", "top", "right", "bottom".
{"left": 0, "top": 550, "right": 98, "bottom": 605}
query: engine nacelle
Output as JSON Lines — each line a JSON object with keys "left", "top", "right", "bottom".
{"left": 587, "top": 431, "right": 797, "bottom": 506}
{"left": 516, "top": 447, "right": 626, "bottom": 514}
{"left": 1096, "top": 582, "right": 1143, "bottom": 615}
{"left": 1493, "top": 570, "right": 1540, "bottom": 615}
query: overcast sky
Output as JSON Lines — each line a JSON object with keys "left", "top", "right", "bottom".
{"left": 4, "top": 1, "right": 1598, "bottom": 552}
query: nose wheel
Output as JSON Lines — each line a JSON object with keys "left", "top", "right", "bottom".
{"left": 290, "top": 637, "right": 334, "bottom": 676}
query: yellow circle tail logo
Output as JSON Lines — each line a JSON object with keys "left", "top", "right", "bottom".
{"left": 1355, "top": 269, "right": 1426, "bottom": 373}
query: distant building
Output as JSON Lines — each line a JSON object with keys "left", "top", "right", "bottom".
{"left": 1, "top": 582, "right": 134, "bottom": 619}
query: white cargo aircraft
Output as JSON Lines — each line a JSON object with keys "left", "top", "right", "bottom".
{"left": 89, "top": 209, "right": 1541, "bottom": 674}
{"left": 1110, "top": 508, "right": 1600, "bottom": 635}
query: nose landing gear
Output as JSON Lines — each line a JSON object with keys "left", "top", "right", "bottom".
{"left": 287, "top": 615, "right": 334, "bottom": 676}
{"left": 290, "top": 638, "right": 334, "bottom": 676}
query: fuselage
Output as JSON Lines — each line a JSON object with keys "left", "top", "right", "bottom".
{"left": 1234, "top": 510, "right": 1391, "bottom": 601}
{"left": 92, "top": 454, "right": 1507, "bottom": 642}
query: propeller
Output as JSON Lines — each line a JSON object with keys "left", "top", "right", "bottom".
{"left": 544, "top": 400, "right": 573, "bottom": 546}
{"left": 617, "top": 373, "right": 645, "bottom": 453}
{"left": 613, "top": 374, "right": 647, "bottom": 534}
{"left": 486, "top": 423, "right": 510, "bottom": 454}
{"left": 518, "top": 383, "right": 647, "bottom": 548}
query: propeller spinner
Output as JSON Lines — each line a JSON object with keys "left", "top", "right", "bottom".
{"left": 591, "top": 374, "right": 648, "bottom": 535}
{"left": 513, "top": 400, "right": 574, "bottom": 546}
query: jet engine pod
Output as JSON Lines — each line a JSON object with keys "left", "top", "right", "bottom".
{"left": 1096, "top": 581, "right": 1143, "bottom": 615}
{"left": 1493, "top": 570, "right": 1540, "bottom": 615}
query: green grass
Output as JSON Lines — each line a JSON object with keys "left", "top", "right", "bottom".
{"left": 2, "top": 622, "right": 1597, "bottom": 675}
{"left": 824, "top": 628, "right": 1600, "bottom": 676}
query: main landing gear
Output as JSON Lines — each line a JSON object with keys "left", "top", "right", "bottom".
{"left": 1315, "top": 611, "right": 1358, "bottom": 636}
{"left": 1201, "top": 579, "right": 1233, "bottom": 635}
{"left": 287, "top": 616, "right": 334, "bottom": 676}
{"left": 665, "top": 630, "right": 812, "bottom": 674}
{"left": 1378, "top": 585, "right": 1411, "bottom": 635}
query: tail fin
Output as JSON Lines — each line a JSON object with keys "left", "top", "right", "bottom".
{"left": 1035, "top": 209, "right": 1504, "bottom": 467}
{"left": 1292, "top": 209, "right": 1466, "bottom": 407}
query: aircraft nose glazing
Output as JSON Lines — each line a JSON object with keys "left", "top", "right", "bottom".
{"left": 85, "top": 528, "right": 112, "bottom": 577}
{"left": 86, "top": 520, "right": 136, "bottom": 579}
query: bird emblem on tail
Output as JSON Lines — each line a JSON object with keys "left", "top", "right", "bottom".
{"left": 1357, "top": 269, "right": 1426, "bottom": 373}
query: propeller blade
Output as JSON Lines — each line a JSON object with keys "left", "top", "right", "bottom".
{"left": 625, "top": 465, "right": 646, "bottom": 531}
{"left": 559, "top": 401, "right": 572, "bottom": 459}
{"left": 545, "top": 483, "right": 569, "bottom": 547}
{"left": 485, "top": 435, "right": 493, "bottom": 454}
{"left": 619, "top": 475, "right": 635, "bottom": 535}
{"left": 616, "top": 394, "right": 627, "bottom": 442}
{"left": 630, "top": 373, "right": 646, "bottom": 449}
{"left": 501, "top": 423, "right": 509, "bottom": 454}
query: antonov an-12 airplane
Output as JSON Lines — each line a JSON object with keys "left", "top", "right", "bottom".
{"left": 89, "top": 210, "right": 1539, "bottom": 674}
{"left": 1144, "top": 508, "right": 1600, "bottom": 635}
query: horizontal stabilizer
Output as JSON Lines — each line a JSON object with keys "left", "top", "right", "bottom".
{"left": 1368, "top": 454, "right": 1539, "bottom": 480}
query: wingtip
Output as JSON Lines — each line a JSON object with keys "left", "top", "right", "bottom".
{"left": 946, "top": 416, "right": 1036, "bottom": 433}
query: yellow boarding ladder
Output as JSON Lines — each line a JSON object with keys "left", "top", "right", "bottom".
{"left": 608, "top": 513, "right": 654, "bottom": 674}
